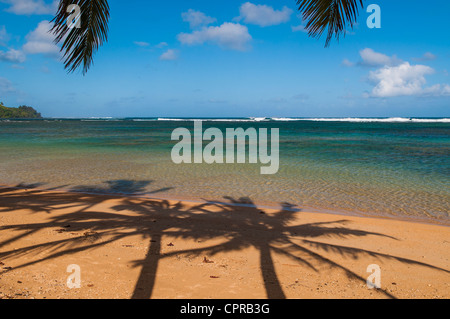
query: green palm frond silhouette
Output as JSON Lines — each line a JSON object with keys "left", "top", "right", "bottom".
{"left": 51, "top": 0, "right": 110, "bottom": 75}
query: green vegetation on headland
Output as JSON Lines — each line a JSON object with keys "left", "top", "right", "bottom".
{"left": 0, "top": 102, "right": 42, "bottom": 119}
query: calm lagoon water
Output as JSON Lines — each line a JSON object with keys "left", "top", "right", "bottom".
{"left": 0, "top": 117, "right": 449, "bottom": 225}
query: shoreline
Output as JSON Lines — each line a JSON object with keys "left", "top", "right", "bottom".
{"left": 1, "top": 183, "right": 448, "bottom": 228}
{"left": 0, "top": 186, "right": 449, "bottom": 299}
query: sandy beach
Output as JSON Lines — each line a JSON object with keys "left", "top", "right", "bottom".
{"left": 0, "top": 186, "right": 448, "bottom": 299}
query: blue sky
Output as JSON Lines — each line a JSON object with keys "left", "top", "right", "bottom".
{"left": 0, "top": 0, "right": 449, "bottom": 118}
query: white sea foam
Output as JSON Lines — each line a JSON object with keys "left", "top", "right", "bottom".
{"left": 272, "top": 117, "right": 450, "bottom": 123}
{"left": 407, "top": 118, "right": 450, "bottom": 123}
{"left": 32, "top": 117, "right": 450, "bottom": 123}
{"left": 72, "top": 117, "right": 450, "bottom": 123}
{"left": 250, "top": 117, "right": 268, "bottom": 122}
{"left": 305, "top": 117, "right": 413, "bottom": 122}
{"left": 157, "top": 118, "right": 192, "bottom": 121}
{"left": 89, "top": 117, "right": 114, "bottom": 119}
{"left": 157, "top": 118, "right": 267, "bottom": 122}
{"left": 271, "top": 117, "right": 303, "bottom": 121}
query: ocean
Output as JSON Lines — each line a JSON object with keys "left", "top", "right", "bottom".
{"left": 0, "top": 117, "right": 449, "bottom": 225}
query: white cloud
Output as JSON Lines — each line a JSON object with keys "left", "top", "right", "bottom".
{"left": 291, "top": 24, "right": 307, "bottom": 33}
{"left": 11, "top": 63, "right": 25, "bottom": 69}
{"left": 346, "top": 49, "right": 437, "bottom": 69}
{"left": 182, "top": 9, "right": 216, "bottom": 29}
{"left": 0, "top": 21, "right": 60, "bottom": 65}
{"left": 0, "top": 26, "right": 26, "bottom": 64}
{"left": 134, "top": 41, "right": 150, "bottom": 47}
{"left": 159, "top": 49, "right": 178, "bottom": 61}
{"left": 3, "top": 0, "right": 57, "bottom": 15}
{"left": 421, "top": 84, "right": 450, "bottom": 96}
{"left": 422, "top": 52, "right": 437, "bottom": 61}
{"left": 0, "top": 48, "right": 26, "bottom": 63}
{"left": 359, "top": 48, "right": 402, "bottom": 67}
{"left": 40, "top": 65, "right": 50, "bottom": 73}
{"left": 178, "top": 22, "right": 251, "bottom": 51}
{"left": 134, "top": 41, "right": 169, "bottom": 49}
{"left": 412, "top": 52, "right": 437, "bottom": 62}
{"left": 23, "top": 20, "right": 60, "bottom": 57}
{"left": 292, "top": 93, "right": 309, "bottom": 102}
{"left": 238, "top": 2, "right": 293, "bottom": 27}
{"left": 155, "top": 42, "right": 168, "bottom": 48}
{"left": 0, "top": 26, "right": 11, "bottom": 45}
{"left": 0, "top": 76, "right": 15, "bottom": 95}
{"left": 368, "top": 62, "right": 450, "bottom": 98}
{"left": 349, "top": 49, "right": 450, "bottom": 98}
{"left": 341, "top": 58, "right": 354, "bottom": 67}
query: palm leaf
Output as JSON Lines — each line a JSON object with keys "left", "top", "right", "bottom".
{"left": 51, "top": 0, "right": 110, "bottom": 74}
{"left": 297, "top": 0, "right": 364, "bottom": 47}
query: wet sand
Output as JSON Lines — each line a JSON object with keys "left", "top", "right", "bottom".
{"left": 0, "top": 187, "right": 449, "bottom": 299}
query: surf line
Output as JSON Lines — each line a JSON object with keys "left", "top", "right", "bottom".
{"left": 171, "top": 120, "right": 279, "bottom": 175}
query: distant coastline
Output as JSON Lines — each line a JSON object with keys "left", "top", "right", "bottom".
{"left": 0, "top": 102, "right": 42, "bottom": 119}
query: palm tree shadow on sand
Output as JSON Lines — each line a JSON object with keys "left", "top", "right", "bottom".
{"left": 0, "top": 181, "right": 449, "bottom": 299}
{"left": 124, "top": 196, "right": 401, "bottom": 299}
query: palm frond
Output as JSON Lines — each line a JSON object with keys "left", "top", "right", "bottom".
{"left": 51, "top": 0, "right": 110, "bottom": 75}
{"left": 297, "top": 0, "right": 364, "bottom": 47}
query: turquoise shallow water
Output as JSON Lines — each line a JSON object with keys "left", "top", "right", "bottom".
{"left": 0, "top": 118, "right": 449, "bottom": 225}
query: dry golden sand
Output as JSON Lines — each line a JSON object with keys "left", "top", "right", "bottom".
{"left": 0, "top": 187, "right": 449, "bottom": 299}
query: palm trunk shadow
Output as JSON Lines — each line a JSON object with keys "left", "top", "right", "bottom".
{"left": 260, "top": 244, "right": 286, "bottom": 299}
{"left": 131, "top": 234, "right": 161, "bottom": 299}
